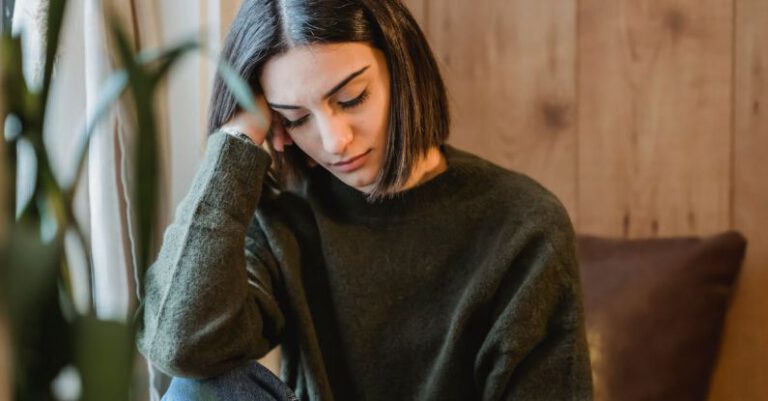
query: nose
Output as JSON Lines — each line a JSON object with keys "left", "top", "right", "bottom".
{"left": 316, "top": 114, "right": 353, "bottom": 155}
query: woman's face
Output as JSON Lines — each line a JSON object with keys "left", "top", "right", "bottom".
{"left": 260, "top": 42, "right": 391, "bottom": 193}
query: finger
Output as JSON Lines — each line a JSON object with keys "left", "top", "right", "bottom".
{"left": 274, "top": 127, "right": 293, "bottom": 152}
{"left": 276, "top": 124, "right": 292, "bottom": 146}
{"left": 253, "top": 96, "right": 271, "bottom": 131}
{"left": 273, "top": 129, "right": 285, "bottom": 152}
{"left": 270, "top": 112, "right": 292, "bottom": 152}
{"left": 269, "top": 112, "right": 283, "bottom": 152}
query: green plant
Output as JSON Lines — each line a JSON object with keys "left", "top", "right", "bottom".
{"left": 0, "top": 0, "right": 262, "bottom": 399}
{"left": 1, "top": 1, "right": 78, "bottom": 398}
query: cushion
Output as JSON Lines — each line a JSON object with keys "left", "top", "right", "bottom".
{"left": 576, "top": 231, "right": 746, "bottom": 401}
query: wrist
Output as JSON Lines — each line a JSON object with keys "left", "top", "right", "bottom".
{"left": 219, "top": 126, "right": 257, "bottom": 145}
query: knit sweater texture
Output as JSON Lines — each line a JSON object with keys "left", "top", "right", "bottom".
{"left": 136, "top": 131, "right": 594, "bottom": 401}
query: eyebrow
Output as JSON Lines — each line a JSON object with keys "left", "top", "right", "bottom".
{"left": 267, "top": 65, "right": 371, "bottom": 110}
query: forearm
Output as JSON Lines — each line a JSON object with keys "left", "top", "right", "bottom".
{"left": 136, "top": 131, "right": 277, "bottom": 378}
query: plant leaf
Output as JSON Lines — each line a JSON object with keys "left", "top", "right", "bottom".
{"left": 215, "top": 58, "right": 262, "bottom": 122}
{"left": 137, "top": 39, "right": 198, "bottom": 90}
{"left": 136, "top": 38, "right": 197, "bottom": 65}
{"left": 66, "top": 70, "right": 129, "bottom": 194}
{"left": 4, "top": 223, "right": 73, "bottom": 399}
{"left": 133, "top": 102, "right": 158, "bottom": 279}
{"left": 76, "top": 316, "right": 134, "bottom": 401}
{"left": 110, "top": 19, "right": 140, "bottom": 76}
{"left": 0, "top": 33, "right": 32, "bottom": 120}
{"left": 38, "top": 0, "right": 68, "bottom": 122}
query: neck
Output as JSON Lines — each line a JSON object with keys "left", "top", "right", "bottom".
{"left": 399, "top": 146, "right": 447, "bottom": 192}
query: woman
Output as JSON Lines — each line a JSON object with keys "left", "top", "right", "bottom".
{"left": 136, "top": 0, "right": 594, "bottom": 400}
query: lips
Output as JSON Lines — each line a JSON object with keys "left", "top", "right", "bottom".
{"left": 331, "top": 149, "right": 372, "bottom": 173}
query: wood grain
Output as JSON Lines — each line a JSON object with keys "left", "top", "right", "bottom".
{"left": 708, "top": 0, "right": 768, "bottom": 399}
{"left": 414, "top": 0, "right": 578, "bottom": 218}
{"left": 577, "top": 0, "right": 733, "bottom": 237}
{"left": 404, "top": 0, "right": 428, "bottom": 32}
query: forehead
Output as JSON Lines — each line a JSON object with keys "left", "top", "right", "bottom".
{"left": 259, "top": 42, "right": 384, "bottom": 103}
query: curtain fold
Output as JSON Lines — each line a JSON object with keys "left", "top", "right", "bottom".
{"left": 84, "top": 0, "right": 133, "bottom": 322}
{"left": 83, "top": 0, "right": 169, "bottom": 324}
{"left": 84, "top": 0, "right": 171, "bottom": 398}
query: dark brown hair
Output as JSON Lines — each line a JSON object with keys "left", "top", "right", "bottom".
{"left": 207, "top": 0, "right": 450, "bottom": 200}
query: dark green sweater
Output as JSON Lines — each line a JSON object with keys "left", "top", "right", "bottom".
{"left": 136, "top": 131, "right": 594, "bottom": 401}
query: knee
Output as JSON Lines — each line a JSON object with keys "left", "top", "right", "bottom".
{"left": 161, "top": 360, "right": 296, "bottom": 401}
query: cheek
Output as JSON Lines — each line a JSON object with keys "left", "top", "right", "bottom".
{"left": 288, "top": 133, "right": 322, "bottom": 159}
{"left": 358, "top": 94, "right": 390, "bottom": 140}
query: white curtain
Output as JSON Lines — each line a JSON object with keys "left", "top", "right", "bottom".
{"left": 83, "top": 0, "right": 137, "bottom": 322}
{"left": 11, "top": 0, "right": 167, "bottom": 318}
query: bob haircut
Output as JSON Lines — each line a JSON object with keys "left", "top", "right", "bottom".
{"left": 207, "top": 0, "right": 450, "bottom": 200}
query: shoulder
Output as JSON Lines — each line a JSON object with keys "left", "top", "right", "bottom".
{"left": 446, "top": 149, "right": 587, "bottom": 337}
{"left": 444, "top": 145, "right": 574, "bottom": 239}
{"left": 445, "top": 148, "right": 584, "bottom": 314}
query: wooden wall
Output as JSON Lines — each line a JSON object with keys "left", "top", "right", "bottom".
{"left": 405, "top": 0, "right": 767, "bottom": 399}
{"left": 719, "top": 0, "right": 768, "bottom": 399}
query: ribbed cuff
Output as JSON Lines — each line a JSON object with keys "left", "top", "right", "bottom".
{"left": 198, "top": 131, "right": 273, "bottom": 223}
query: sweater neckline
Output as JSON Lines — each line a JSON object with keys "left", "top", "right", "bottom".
{"left": 307, "top": 144, "right": 473, "bottom": 223}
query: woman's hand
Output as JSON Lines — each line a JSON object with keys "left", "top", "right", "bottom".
{"left": 220, "top": 95, "right": 293, "bottom": 151}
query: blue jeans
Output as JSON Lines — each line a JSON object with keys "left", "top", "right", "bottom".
{"left": 161, "top": 360, "right": 299, "bottom": 401}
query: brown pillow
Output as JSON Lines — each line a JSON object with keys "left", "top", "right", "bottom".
{"left": 576, "top": 231, "right": 746, "bottom": 401}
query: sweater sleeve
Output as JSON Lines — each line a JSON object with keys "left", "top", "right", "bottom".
{"left": 474, "top": 211, "right": 594, "bottom": 401}
{"left": 135, "top": 131, "right": 286, "bottom": 379}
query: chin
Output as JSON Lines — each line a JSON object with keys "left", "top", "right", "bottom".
{"left": 336, "top": 172, "right": 376, "bottom": 193}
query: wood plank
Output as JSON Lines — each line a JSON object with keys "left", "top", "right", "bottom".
{"left": 415, "top": 0, "right": 578, "bottom": 218}
{"left": 403, "top": 0, "right": 429, "bottom": 35}
{"left": 708, "top": 0, "right": 768, "bottom": 399}
{"left": 577, "top": 0, "right": 733, "bottom": 238}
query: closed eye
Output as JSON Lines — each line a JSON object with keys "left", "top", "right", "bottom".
{"left": 339, "top": 89, "right": 370, "bottom": 109}
{"left": 282, "top": 115, "right": 309, "bottom": 129}
{"left": 281, "top": 89, "right": 370, "bottom": 130}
